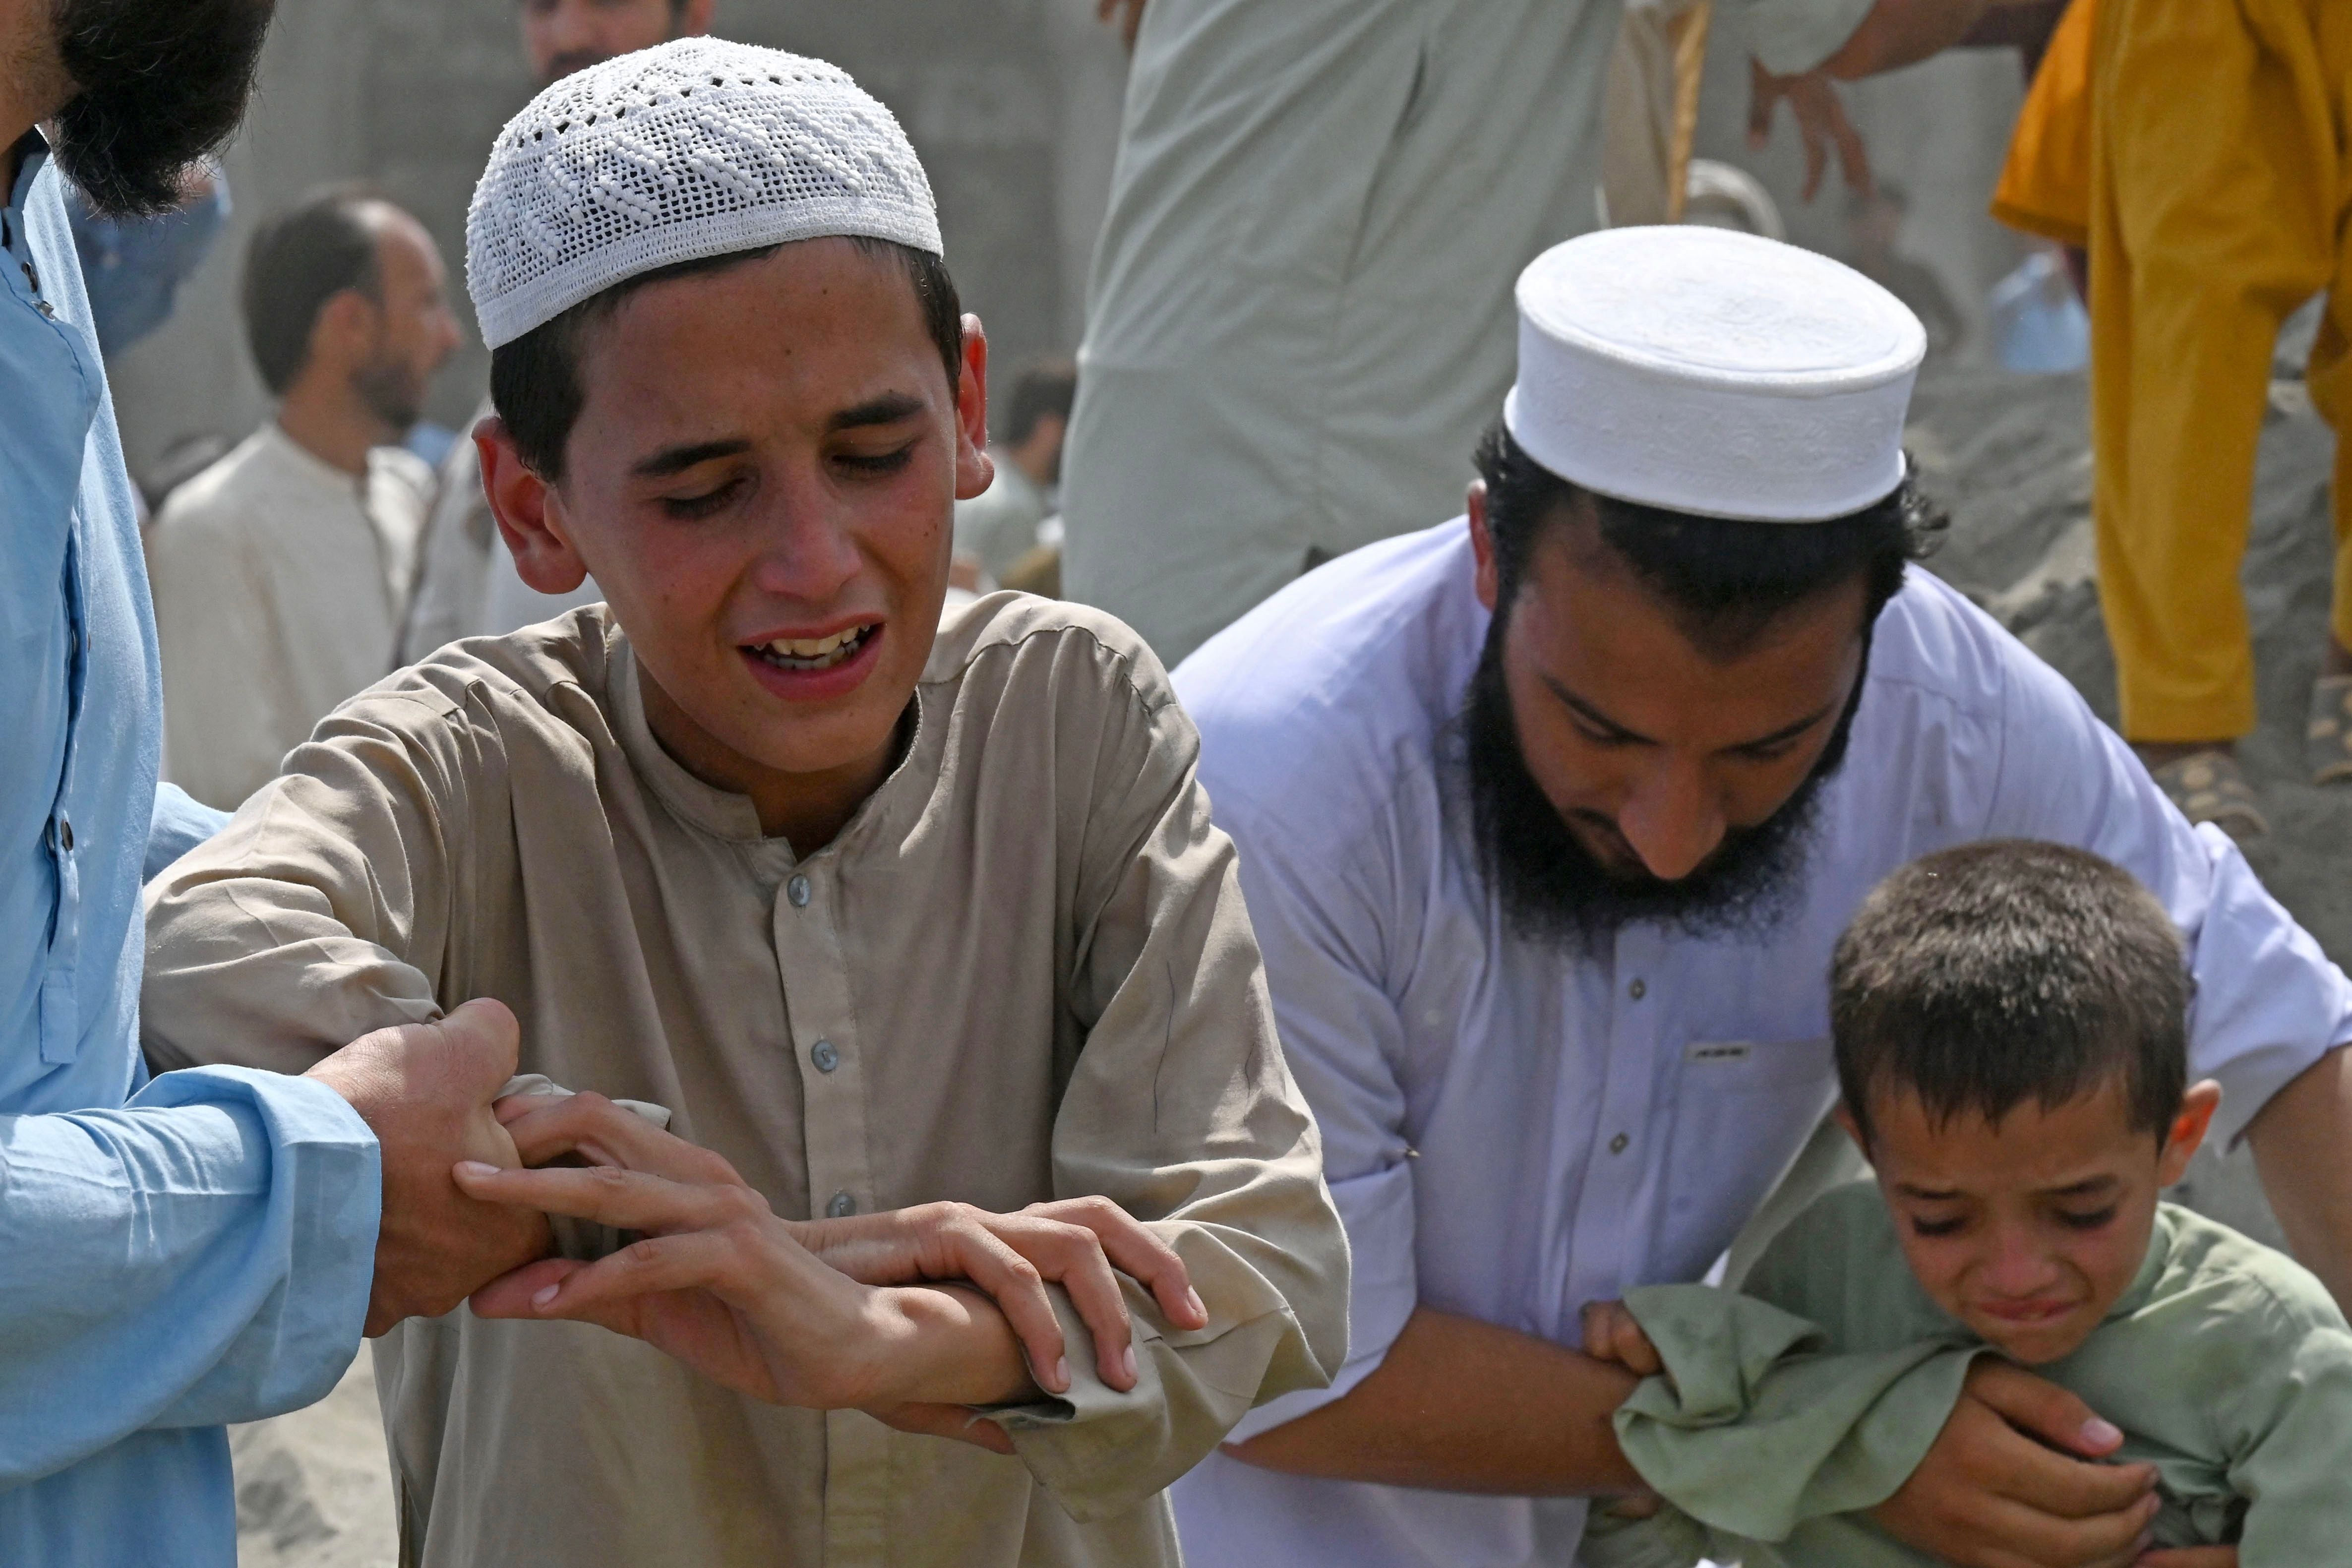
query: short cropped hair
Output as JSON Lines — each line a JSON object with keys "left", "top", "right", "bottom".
{"left": 242, "top": 186, "right": 385, "bottom": 395}
{"left": 490, "top": 237, "right": 962, "bottom": 481}
{"left": 1472, "top": 417, "right": 1944, "bottom": 659}
{"left": 1001, "top": 358, "right": 1076, "bottom": 446}
{"left": 1831, "top": 840, "right": 2192, "bottom": 1145}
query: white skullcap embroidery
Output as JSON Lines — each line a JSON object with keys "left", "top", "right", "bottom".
{"left": 1504, "top": 227, "right": 1925, "bottom": 522}
{"left": 466, "top": 38, "right": 940, "bottom": 350}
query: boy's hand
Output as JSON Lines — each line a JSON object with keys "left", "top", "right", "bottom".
{"left": 1873, "top": 1360, "right": 2160, "bottom": 1568}
{"left": 496, "top": 1092, "right": 1206, "bottom": 1392}
{"left": 1578, "top": 1299, "right": 1664, "bottom": 1377}
{"left": 795, "top": 1197, "right": 1207, "bottom": 1393}
{"left": 304, "top": 998, "right": 553, "bottom": 1334}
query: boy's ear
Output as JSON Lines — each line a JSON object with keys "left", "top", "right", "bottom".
{"left": 1467, "top": 480, "right": 1499, "bottom": 612}
{"left": 2156, "top": 1080, "right": 2225, "bottom": 1187}
{"left": 1832, "top": 1099, "right": 1869, "bottom": 1153}
{"left": 476, "top": 416, "right": 592, "bottom": 597}
{"left": 953, "top": 312, "right": 995, "bottom": 504}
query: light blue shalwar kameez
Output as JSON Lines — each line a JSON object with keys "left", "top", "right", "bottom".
{"left": 0, "top": 130, "right": 380, "bottom": 1567}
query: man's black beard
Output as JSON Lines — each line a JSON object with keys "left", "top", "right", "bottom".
{"left": 353, "top": 357, "right": 422, "bottom": 436}
{"left": 1457, "top": 623, "right": 1866, "bottom": 948}
{"left": 51, "top": 0, "right": 271, "bottom": 217}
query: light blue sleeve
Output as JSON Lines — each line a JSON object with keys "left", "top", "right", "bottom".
{"left": 145, "top": 783, "right": 231, "bottom": 883}
{"left": 0, "top": 1065, "right": 379, "bottom": 1487}
{"left": 1982, "top": 642, "right": 2352, "bottom": 1148}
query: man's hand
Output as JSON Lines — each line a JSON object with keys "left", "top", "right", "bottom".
{"left": 302, "top": 998, "right": 552, "bottom": 1335}
{"left": 1578, "top": 1299, "right": 1663, "bottom": 1377}
{"left": 1872, "top": 1360, "right": 2161, "bottom": 1568}
{"left": 1747, "top": 58, "right": 1871, "bottom": 203}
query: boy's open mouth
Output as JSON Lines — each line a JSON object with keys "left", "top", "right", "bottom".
{"left": 749, "top": 623, "right": 874, "bottom": 672}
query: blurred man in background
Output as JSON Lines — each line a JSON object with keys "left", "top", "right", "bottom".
{"left": 149, "top": 187, "right": 459, "bottom": 808}
{"left": 2047, "top": 0, "right": 2352, "bottom": 841}
{"left": 1059, "top": 0, "right": 2028, "bottom": 667}
{"left": 401, "top": 0, "right": 715, "bottom": 662}
{"left": 954, "top": 356, "right": 1077, "bottom": 587}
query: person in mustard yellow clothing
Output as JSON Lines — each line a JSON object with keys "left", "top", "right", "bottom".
{"left": 1997, "top": 0, "right": 2352, "bottom": 839}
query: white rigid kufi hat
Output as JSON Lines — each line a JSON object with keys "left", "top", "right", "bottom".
{"left": 1503, "top": 226, "right": 1926, "bottom": 522}
{"left": 467, "top": 38, "right": 940, "bottom": 350}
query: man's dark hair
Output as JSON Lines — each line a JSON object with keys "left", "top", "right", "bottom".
{"left": 1473, "top": 417, "right": 1942, "bottom": 661}
{"left": 242, "top": 187, "right": 385, "bottom": 395}
{"left": 1459, "top": 417, "right": 1944, "bottom": 945}
{"left": 1001, "top": 358, "right": 1077, "bottom": 446}
{"left": 1831, "top": 840, "right": 2192, "bottom": 1146}
{"left": 491, "top": 238, "right": 962, "bottom": 480}
{"left": 53, "top": 0, "right": 274, "bottom": 218}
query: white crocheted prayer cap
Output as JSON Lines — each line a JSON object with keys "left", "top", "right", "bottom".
{"left": 1503, "top": 227, "right": 1925, "bottom": 522}
{"left": 467, "top": 38, "right": 940, "bottom": 350}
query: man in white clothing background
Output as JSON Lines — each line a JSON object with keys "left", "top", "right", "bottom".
{"left": 149, "top": 186, "right": 459, "bottom": 808}
{"left": 1170, "top": 226, "right": 2352, "bottom": 1568}
{"left": 399, "top": 0, "right": 715, "bottom": 662}
{"left": 1063, "top": 0, "right": 2036, "bottom": 667}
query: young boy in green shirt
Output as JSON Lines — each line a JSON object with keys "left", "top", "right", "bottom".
{"left": 1580, "top": 840, "right": 2352, "bottom": 1567}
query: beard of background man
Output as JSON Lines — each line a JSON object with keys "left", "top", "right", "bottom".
{"left": 50, "top": 0, "right": 272, "bottom": 216}
{"left": 352, "top": 345, "right": 427, "bottom": 435}
{"left": 1459, "top": 607, "right": 1867, "bottom": 947}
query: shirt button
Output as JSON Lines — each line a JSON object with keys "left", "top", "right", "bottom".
{"left": 786, "top": 874, "right": 811, "bottom": 907}
{"left": 826, "top": 1191, "right": 857, "bottom": 1219}
{"left": 1609, "top": 1132, "right": 1630, "bottom": 1154}
{"left": 55, "top": 817, "right": 73, "bottom": 852}
{"left": 810, "top": 1038, "right": 839, "bottom": 1073}
{"left": 1628, "top": 978, "right": 1646, "bottom": 1001}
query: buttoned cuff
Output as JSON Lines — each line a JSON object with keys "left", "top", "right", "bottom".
{"left": 1224, "top": 1158, "right": 1415, "bottom": 1442}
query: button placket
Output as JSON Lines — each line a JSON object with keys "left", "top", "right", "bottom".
{"left": 770, "top": 862, "right": 890, "bottom": 1557}
{"left": 1577, "top": 929, "right": 1667, "bottom": 1297}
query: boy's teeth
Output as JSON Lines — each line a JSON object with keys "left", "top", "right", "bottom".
{"left": 757, "top": 625, "right": 866, "bottom": 667}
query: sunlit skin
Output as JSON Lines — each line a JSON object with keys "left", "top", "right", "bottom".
{"left": 1466, "top": 482, "right": 1868, "bottom": 885}
{"left": 1840, "top": 1077, "right": 2223, "bottom": 1365}
{"left": 476, "top": 238, "right": 994, "bottom": 852}
{"left": 517, "top": 0, "right": 712, "bottom": 85}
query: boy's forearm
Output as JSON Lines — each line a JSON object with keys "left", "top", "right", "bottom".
{"left": 873, "top": 1284, "right": 1041, "bottom": 1408}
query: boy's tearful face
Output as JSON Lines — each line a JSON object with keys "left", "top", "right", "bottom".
{"left": 539, "top": 239, "right": 990, "bottom": 834}
{"left": 1846, "top": 1075, "right": 2220, "bottom": 1365}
